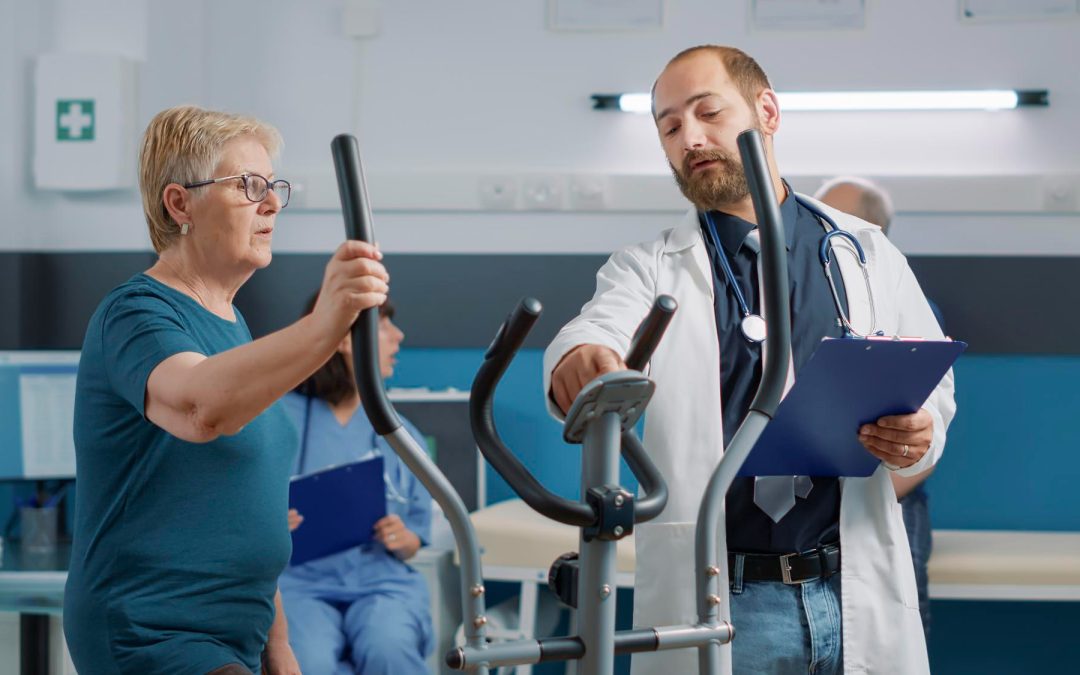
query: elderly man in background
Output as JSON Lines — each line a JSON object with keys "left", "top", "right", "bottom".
{"left": 66, "top": 105, "right": 390, "bottom": 675}
{"left": 815, "top": 176, "right": 941, "bottom": 642}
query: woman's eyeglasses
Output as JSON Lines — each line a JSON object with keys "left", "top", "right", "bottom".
{"left": 184, "top": 173, "right": 291, "bottom": 208}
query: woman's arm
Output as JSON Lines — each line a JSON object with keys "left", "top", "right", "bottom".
{"left": 145, "top": 241, "right": 387, "bottom": 442}
{"left": 262, "top": 589, "right": 300, "bottom": 675}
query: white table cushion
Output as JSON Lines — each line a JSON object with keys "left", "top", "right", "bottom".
{"left": 460, "top": 503, "right": 1080, "bottom": 595}
{"left": 928, "top": 529, "right": 1080, "bottom": 587}
{"left": 467, "top": 498, "right": 636, "bottom": 574}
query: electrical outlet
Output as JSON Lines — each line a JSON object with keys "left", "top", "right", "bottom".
{"left": 478, "top": 176, "right": 518, "bottom": 210}
{"left": 568, "top": 175, "right": 607, "bottom": 210}
{"left": 521, "top": 175, "right": 564, "bottom": 211}
{"left": 1043, "top": 178, "right": 1078, "bottom": 212}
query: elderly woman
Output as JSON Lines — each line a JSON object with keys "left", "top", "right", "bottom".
{"left": 64, "top": 105, "right": 388, "bottom": 675}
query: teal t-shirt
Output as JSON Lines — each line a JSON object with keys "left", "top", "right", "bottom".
{"left": 64, "top": 274, "right": 298, "bottom": 674}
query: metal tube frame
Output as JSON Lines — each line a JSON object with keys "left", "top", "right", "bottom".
{"left": 694, "top": 130, "right": 792, "bottom": 671}
{"left": 576, "top": 411, "right": 623, "bottom": 675}
{"left": 332, "top": 129, "right": 786, "bottom": 674}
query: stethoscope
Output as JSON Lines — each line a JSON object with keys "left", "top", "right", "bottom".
{"left": 701, "top": 194, "right": 878, "bottom": 342}
{"left": 298, "top": 396, "right": 411, "bottom": 505}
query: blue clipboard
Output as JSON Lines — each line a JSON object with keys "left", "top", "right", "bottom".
{"left": 288, "top": 457, "right": 387, "bottom": 565}
{"left": 738, "top": 337, "right": 966, "bottom": 478}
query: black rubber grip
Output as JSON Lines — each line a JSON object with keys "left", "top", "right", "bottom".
{"left": 622, "top": 431, "right": 668, "bottom": 523}
{"left": 537, "top": 636, "right": 586, "bottom": 663}
{"left": 736, "top": 129, "right": 791, "bottom": 419}
{"left": 331, "top": 134, "right": 401, "bottom": 435}
{"left": 613, "top": 628, "right": 661, "bottom": 654}
{"left": 471, "top": 299, "right": 595, "bottom": 527}
{"left": 445, "top": 647, "right": 465, "bottom": 670}
{"left": 624, "top": 295, "right": 678, "bottom": 371}
{"left": 484, "top": 297, "right": 543, "bottom": 361}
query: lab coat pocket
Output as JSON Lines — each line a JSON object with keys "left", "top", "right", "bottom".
{"left": 631, "top": 521, "right": 711, "bottom": 675}
{"left": 890, "top": 500, "right": 921, "bottom": 611}
{"left": 632, "top": 521, "right": 700, "bottom": 628}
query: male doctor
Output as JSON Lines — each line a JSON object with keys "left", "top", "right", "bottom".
{"left": 544, "top": 45, "right": 955, "bottom": 674}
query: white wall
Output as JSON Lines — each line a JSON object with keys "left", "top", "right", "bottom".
{"left": 1, "top": 0, "right": 1078, "bottom": 254}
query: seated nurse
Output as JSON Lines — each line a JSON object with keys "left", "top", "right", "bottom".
{"left": 280, "top": 294, "right": 434, "bottom": 675}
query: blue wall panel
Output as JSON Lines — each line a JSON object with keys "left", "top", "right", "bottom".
{"left": 928, "top": 355, "right": 1080, "bottom": 531}
{"left": 394, "top": 349, "right": 1080, "bottom": 532}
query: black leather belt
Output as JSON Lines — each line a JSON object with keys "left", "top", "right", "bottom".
{"left": 728, "top": 543, "right": 841, "bottom": 585}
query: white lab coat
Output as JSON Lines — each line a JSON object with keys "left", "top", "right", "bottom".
{"left": 543, "top": 196, "right": 955, "bottom": 675}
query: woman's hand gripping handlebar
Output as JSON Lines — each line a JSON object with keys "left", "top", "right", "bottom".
{"left": 331, "top": 133, "right": 400, "bottom": 434}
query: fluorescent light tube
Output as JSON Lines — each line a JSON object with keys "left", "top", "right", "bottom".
{"left": 617, "top": 93, "right": 653, "bottom": 114}
{"left": 592, "top": 90, "right": 1047, "bottom": 113}
{"left": 778, "top": 90, "right": 1021, "bottom": 111}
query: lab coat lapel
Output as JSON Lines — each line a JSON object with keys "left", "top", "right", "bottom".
{"left": 667, "top": 209, "right": 714, "bottom": 302}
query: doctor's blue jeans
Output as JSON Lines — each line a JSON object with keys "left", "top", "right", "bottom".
{"left": 729, "top": 562, "right": 843, "bottom": 675}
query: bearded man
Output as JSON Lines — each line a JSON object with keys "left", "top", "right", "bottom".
{"left": 543, "top": 45, "right": 955, "bottom": 675}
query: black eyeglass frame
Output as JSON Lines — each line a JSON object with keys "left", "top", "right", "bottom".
{"left": 183, "top": 173, "right": 291, "bottom": 208}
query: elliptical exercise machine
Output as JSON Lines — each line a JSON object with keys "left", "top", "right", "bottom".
{"left": 329, "top": 127, "right": 792, "bottom": 674}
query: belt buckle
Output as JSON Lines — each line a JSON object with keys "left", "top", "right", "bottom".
{"left": 780, "top": 552, "right": 799, "bottom": 585}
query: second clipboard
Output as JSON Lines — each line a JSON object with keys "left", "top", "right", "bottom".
{"left": 289, "top": 457, "right": 387, "bottom": 565}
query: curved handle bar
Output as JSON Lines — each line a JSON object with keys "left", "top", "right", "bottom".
{"left": 620, "top": 295, "right": 676, "bottom": 523}
{"left": 624, "top": 295, "right": 678, "bottom": 371}
{"left": 473, "top": 295, "right": 678, "bottom": 527}
{"left": 621, "top": 431, "right": 668, "bottom": 523}
{"left": 331, "top": 134, "right": 401, "bottom": 435}
{"left": 737, "top": 130, "right": 791, "bottom": 418}
{"left": 471, "top": 298, "right": 595, "bottom": 527}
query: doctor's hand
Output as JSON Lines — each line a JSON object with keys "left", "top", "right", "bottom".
{"left": 374, "top": 514, "right": 421, "bottom": 560}
{"left": 551, "top": 344, "right": 626, "bottom": 414}
{"left": 858, "top": 408, "right": 934, "bottom": 470}
{"left": 287, "top": 509, "right": 304, "bottom": 532}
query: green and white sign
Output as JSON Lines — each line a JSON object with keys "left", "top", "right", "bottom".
{"left": 56, "top": 99, "right": 95, "bottom": 141}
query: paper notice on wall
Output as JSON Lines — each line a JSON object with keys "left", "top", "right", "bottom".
{"left": 752, "top": 0, "right": 867, "bottom": 30}
{"left": 548, "top": 0, "right": 665, "bottom": 31}
{"left": 19, "top": 373, "right": 77, "bottom": 478}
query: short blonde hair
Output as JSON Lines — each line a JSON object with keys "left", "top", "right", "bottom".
{"left": 139, "top": 106, "right": 283, "bottom": 252}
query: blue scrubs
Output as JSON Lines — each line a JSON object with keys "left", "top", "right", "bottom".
{"left": 279, "top": 392, "right": 434, "bottom": 675}
{"left": 65, "top": 274, "right": 297, "bottom": 674}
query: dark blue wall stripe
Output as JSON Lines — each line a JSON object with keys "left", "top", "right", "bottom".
{"left": 1, "top": 252, "right": 1076, "bottom": 353}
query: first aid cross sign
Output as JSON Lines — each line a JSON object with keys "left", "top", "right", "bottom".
{"left": 56, "top": 100, "right": 95, "bottom": 141}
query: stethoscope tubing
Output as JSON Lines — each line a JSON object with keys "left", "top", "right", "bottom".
{"left": 702, "top": 195, "right": 878, "bottom": 339}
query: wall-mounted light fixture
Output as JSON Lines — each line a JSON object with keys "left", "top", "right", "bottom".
{"left": 592, "top": 89, "right": 1049, "bottom": 114}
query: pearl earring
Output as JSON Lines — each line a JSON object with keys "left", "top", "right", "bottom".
{"left": 180, "top": 223, "right": 190, "bottom": 235}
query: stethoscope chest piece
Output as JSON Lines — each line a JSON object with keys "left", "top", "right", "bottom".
{"left": 741, "top": 313, "right": 767, "bottom": 343}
